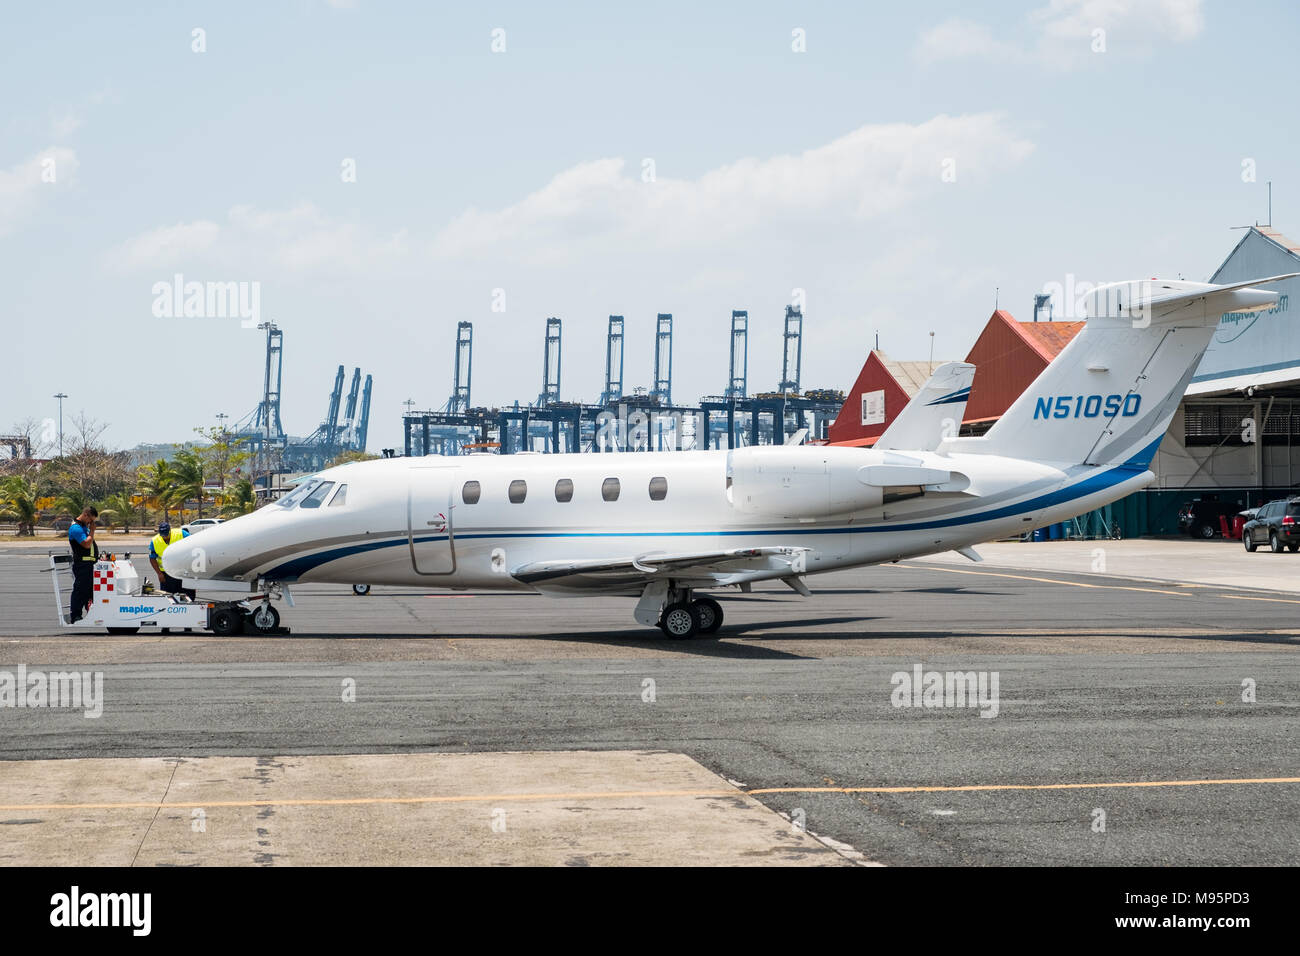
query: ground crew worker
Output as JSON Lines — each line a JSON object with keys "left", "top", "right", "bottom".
{"left": 149, "top": 521, "right": 195, "bottom": 599}
{"left": 68, "top": 506, "right": 99, "bottom": 622}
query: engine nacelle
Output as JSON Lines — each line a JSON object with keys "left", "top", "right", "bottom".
{"left": 726, "top": 446, "right": 885, "bottom": 518}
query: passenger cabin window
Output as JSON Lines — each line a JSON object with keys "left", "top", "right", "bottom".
{"left": 328, "top": 484, "right": 347, "bottom": 507}
{"left": 462, "top": 481, "right": 481, "bottom": 504}
{"left": 509, "top": 479, "right": 528, "bottom": 504}
{"left": 648, "top": 476, "right": 668, "bottom": 501}
{"left": 602, "top": 477, "right": 621, "bottom": 502}
{"left": 555, "top": 478, "right": 574, "bottom": 502}
{"left": 299, "top": 481, "right": 335, "bottom": 509}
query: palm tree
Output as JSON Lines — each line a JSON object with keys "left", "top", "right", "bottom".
{"left": 169, "top": 448, "right": 205, "bottom": 518}
{"left": 0, "top": 475, "right": 40, "bottom": 536}
{"left": 219, "top": 477, "right": 257, "bottom": 517}
{"left": 51, "top": 489, "right": 88, "bottom": 521}
{"left": 99, "top": 491, "right": 138, "bottom": 534}
{"left": 136, "top": 459, "right": 177, "bottom": 521}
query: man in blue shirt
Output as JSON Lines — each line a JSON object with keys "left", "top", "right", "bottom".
{"left": 67, "top": 506, "right": 99, "bottom": 622}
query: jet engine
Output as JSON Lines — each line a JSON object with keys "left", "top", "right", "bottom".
{"left": 726, "top": 446, "right": 958, "bottom": 519}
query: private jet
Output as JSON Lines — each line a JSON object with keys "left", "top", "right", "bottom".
{"left": 164, "top": 274, "right": 1294, "bottom": 637}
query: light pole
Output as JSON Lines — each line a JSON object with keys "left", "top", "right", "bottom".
{"left": 53, "top": 393, "right": 67, "bottom": 457}
{"left": 215, "top": 413, "right": 229, "bottom": 498}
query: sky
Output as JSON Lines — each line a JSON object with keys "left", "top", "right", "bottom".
{"left": 2, "top": 0, "right": 1297, "bottom": 453}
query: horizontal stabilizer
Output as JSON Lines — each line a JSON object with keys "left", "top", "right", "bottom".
{"left": 1083, "top": 273, "right": 1298, "bottom": 325}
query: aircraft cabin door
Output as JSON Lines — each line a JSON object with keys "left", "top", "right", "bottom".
{"left": 408, "top": 462, "right": 456, "bottom": 575}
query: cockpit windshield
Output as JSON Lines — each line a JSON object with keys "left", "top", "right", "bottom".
{"left": 277, "top": 479, "right": 320, "bottom": 509}
{"left": 299, "top": 481, "right": 336, "bottom": 509}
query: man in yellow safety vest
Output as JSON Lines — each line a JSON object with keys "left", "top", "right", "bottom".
{"left": 149, "top": 521, "right": 195, "bottom": 598}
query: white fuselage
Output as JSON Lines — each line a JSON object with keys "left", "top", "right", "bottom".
{"left": 162, "top": 445, "right": 1155, "bottom": 592}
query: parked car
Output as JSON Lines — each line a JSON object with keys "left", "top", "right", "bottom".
{"left": 1177, "top": 498, "right": 1241, "bottom": 538}
{"left": 181, "top": 517, "right": 225, "bottom": 534}
{"left": 1242, "top": 497, "right": 1300, "bottom": 553}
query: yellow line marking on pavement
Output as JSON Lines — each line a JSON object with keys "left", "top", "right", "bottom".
{"left": 3, "top": 776, "right": 1297, "bottom": 812}
{"left": 746, "top": 777, "right": 1300, "bottom": 795}
{"left": 899, "top": 562, "right": 1300, "bottom": 604}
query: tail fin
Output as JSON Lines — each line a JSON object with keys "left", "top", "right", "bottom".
{"left": 876, "top": 361, "right": 975, "bottom": 451}
{"left": 970, "top": 275, "right": 1296, "bottom": 467}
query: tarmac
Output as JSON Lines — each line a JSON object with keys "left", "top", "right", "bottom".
{"left": 1, "top": 537, "right": 1296, "bottom": 866}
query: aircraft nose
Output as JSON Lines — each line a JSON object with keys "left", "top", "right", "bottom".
{"left": 162, "top": 532, "right": 227, "bottom": 580}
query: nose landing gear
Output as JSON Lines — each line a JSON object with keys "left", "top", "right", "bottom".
{"left": 247, "top": 602, "right": 281, "bottom": 634}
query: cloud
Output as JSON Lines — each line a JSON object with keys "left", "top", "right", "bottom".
{"left": 105, "top": 201, "right": 410, "bottom": 274}
{"left": 107, "top": 219, "right": 221, "bottom": 271}
{"left": 0, "top": 147, "right": 79, "bottom": 238}
{"left": 1032, "top": 0, "right": 1204, "bottom": 43}
{"left": 430, "top": 113, "right": 1034, "bottom": 266}
{"left": 107, "top": 113, "right": 1032, "bottom": 278}
{"left": 51, "top": 112, "right": 84, "bottom": 138}
{"left": 48, "top": 88, "right": 116, "bottom": 140}
{"left": 916, "top": 19, "right": 1022, "bottom": 65}
{"left": 916, "top": 0, "right": 1205, "bottom": 67}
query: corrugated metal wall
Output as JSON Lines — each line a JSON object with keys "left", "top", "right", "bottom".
{"left": 962, "top": 312, "right": 1050, "bottom": 424}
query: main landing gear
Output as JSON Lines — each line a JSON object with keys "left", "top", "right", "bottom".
{"left": 634, "top": 583, "right": 726, "bottom": 639}
{"left": 657, "top": 594, "right": 724, "bottom": 639}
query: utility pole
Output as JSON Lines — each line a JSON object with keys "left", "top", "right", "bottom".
{"left": 215, "top": 412, "right": 229, "bottom": 496}
{"left": 929, "top": 332, "right": 935, "bottom": 373}
{"left": 53, "top": 393, "right": 67, "bottom": 457}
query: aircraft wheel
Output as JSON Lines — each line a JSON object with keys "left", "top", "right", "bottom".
{"left": 352, "top": 584, "right": 371, "bottom": 596}
{"left": 211, "top": 606, "right": 244, "bottom": 636}
{"left": 248, "top": 604, "right": 281, "bottom": 634}
{"left": 106, "top": 627, "right": 140, "bottom": 635}
{"left": 659, "top": 601, "right": 700, "bottom": 639}
{"left": 692, "top": 597, "right": 724, "bottom": 635}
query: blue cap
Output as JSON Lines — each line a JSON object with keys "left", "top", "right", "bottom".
{"left": 157, "top": 521, "right": 170, "bottom": 536}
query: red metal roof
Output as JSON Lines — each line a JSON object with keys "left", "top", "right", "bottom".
{"left": 961, "top": 312, "right": 1083, "bottom": 423}
{"left": 826, "top": 350, "right": 953, "bottom": 445}
{"left": 827, "top": 313, "right": 1084, "bottom": 447}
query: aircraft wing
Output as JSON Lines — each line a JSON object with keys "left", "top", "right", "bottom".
{"left": 511, "top": 545, "right": 810, "bottom": 591}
